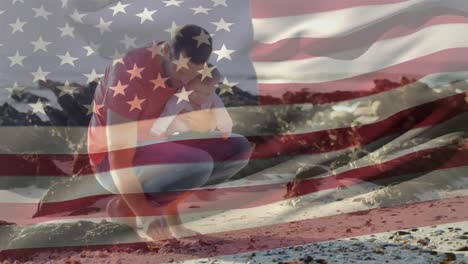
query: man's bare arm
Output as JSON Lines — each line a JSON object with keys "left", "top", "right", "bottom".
{"left": 150, "top": 96, "right": 185, "bottom": 137}
{"left": 212, "top": 94, "right": 233, "bottom": 139}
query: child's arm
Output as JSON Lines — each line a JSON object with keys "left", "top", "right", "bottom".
{"left": 150, "top": 96, "right": 186, "bottom": 139}
{"left": 212, "top": 94, "right": 233, "bottom": 139}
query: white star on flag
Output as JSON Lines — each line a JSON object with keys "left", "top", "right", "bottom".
{"left": 211, "top": 18, "right": 233, "bottom": 32}
{"left": 83, "top": 46, "right": 95, "bottom": 56}
{"left": 127, "top": 64, "right": 145, "bottom": 80}
{"left": 8, "top": 51, "right": 27, "bottom": 67}
{"left": 28, "top": 100, "right": 47, "bottom": 115}
{"left": 70, "top": 9, "right": 86, "bottom": 23}
{"left": 95, "top": 18, "right": 112, "bottom": 35}
{"left": 6, "top": 82, "right": 24, "bottom": 96}
{"left": 57, "top": 81, "right": 77, "bottom": 97}
{"left": 191, "top": 6, "right": 211, "bottom": 15}
{"left": 198, "top": 63, "right": 216, "bottom": 81}
{"left": 9, "top": 18, "right": 27, "bottom": 34}
{"left": 163, "top": 0, "right": 184, "bottom": 7}
{"left": 165, "top": 21, "right": 183, "bottom": 39}
{"left": 172, "top": 54, "right": 191, "bottom": 72}
{"left": 213, "top": 44, "right": 235, "bottom": 62}
{"left": 174, "top": 86, "right": 193, "bottom": 104}
{"left": 126, "top": 95, "right": 146, "bottom": 111}
{"left": 150, "top": 73, "right": 169, "bottom": 90}
{"left": 146, "top": 42, "right": 165, "bottom": 59}
{"left": 192, "top": 30, "right": 212, "bottom": 48}
{"left": 57, "top": 23, "right": 74, "bottom": 38}
{"left": 57, "top": 52, "right": 79, "bottom": 66}
{"left": 83, "top": 69, "right": 103, "bottom": 83}
{"left": 120, "top": 34, "right": 137, "bottom": 50}
{"left": 136, "top": 8, "right": 157, "bottom": 24}
{"left": 32, "top": 5, "right": 52, "bottom": 20}
{"left": 30, "top": 36, "right": 51, "bottom": 53}
{"left": 218, "top": 77, "right": 237, "bottom": 95}
{"left": 109, "top": 81, "right": 128, "bottom": 97}
{"left": 31, "top": 66, "right": 50, "bottom": 83}
{"left": 109, "top": 1, "right": 129, "bottom": 16}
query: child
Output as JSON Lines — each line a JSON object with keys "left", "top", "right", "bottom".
{"left": 150, "top": 67, "right": 233, "bottom": 140}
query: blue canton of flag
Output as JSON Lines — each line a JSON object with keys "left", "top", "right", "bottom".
{"left": 0, "top": 0, "right": 258, "bottom": 120}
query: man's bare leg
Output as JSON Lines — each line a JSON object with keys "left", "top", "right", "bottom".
{"left": 107, "top": 195, "right": 175, "bottom": 240}
{"left": 163, "top": 191, "right": 202, "bottom": 238}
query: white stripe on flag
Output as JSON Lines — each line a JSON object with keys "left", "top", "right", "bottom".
{"left": 252, "top": 0, "right": 468, "bottom": 43}
{"left": 254, "top": 24, "right": 468, "bottom": 83}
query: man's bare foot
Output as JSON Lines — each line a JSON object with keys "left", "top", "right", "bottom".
{"left": 144, "top": 217, "right": 174, "bottom": 241}
{"left": 169, "top": 224, "right": 202, "bottom": 239}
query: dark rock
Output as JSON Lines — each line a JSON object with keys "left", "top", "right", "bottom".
{"left": 395, "top": 231, "right": 411, "bottom": 236}
{"left": 417, "top": 238, "right": 430, "bottom": 246}
{"left": 456, "top": 246, "right": 468, "bottom": 251}
{"left": 0, "top": 220, "right": 15, "bottom": 226}
{"left": 303, "top": 255, "right": 313, "bottom": 263}
{"left": 293, "top": 246, "right": 303, "bottom": 251}
{"left": 444, "top": 252, "right": 456, "bottom": 261}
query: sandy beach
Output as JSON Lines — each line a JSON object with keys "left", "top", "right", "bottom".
{"left": 1, "top": 164, "right": 467, "bottom": 264}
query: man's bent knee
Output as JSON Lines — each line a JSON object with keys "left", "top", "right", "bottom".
{"left": 229, "top": 133, "right": 253, "bottom": 160}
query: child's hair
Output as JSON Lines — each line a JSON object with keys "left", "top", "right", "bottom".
{"left": 170, "top": 24, "right": 213, "bottom": 65}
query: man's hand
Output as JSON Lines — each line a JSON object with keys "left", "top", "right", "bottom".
{"left": 222, "top": 131, "right": 231, "bottom": 140}
{"left": 144, "top": 217, "right": 174, "bottom": 241}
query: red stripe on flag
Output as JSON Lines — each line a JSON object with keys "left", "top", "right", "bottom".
{"left": 258, "top": 49, "right": 468, "bottom": 101}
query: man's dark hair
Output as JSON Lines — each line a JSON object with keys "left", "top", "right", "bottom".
{"left": 170, "top": 24, "right": 213, "bottom": 65}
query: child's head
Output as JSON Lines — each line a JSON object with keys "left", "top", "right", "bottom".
{"left": 187, "top": 66, "right": 222, "bottom": 106}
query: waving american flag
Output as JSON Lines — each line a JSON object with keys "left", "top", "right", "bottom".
{"left": 0, "top": 0, "right": 467, "bottom": 262}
